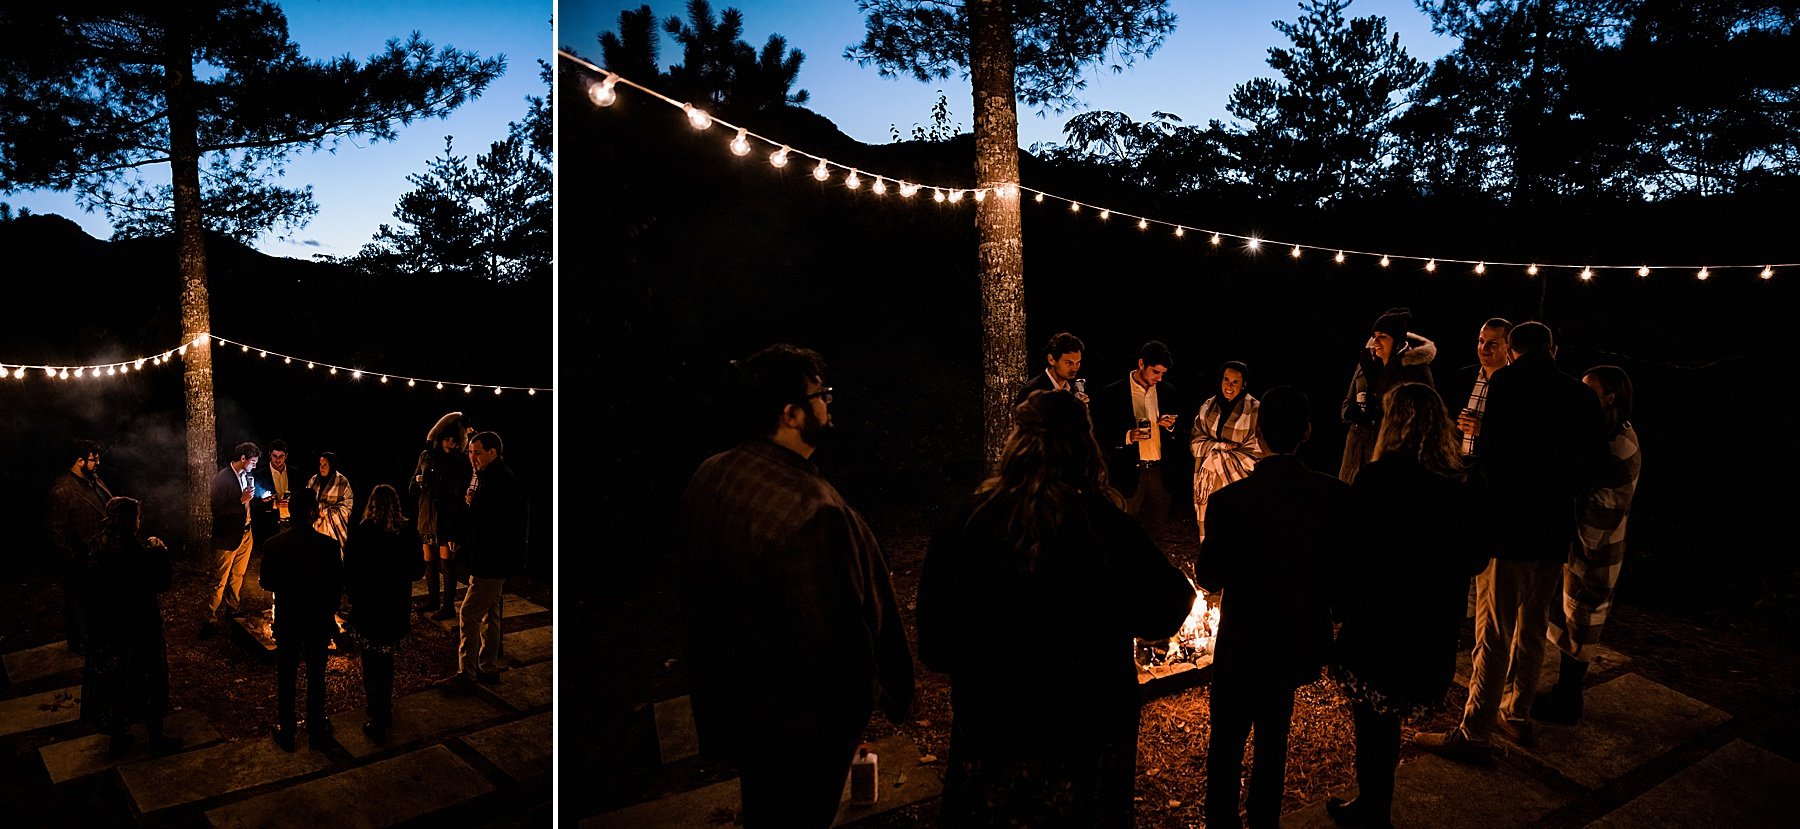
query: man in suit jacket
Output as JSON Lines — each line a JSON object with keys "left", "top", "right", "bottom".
{"left": 1418, "top": 321, "right": 1608, "bottom": 762}
{"left": 1013, "top": 331, "right": 1088, "bottom": 404}
{"left": 251, "top": 438, "right": 296, "bottom": 547}
{"left": 1195, "top": 386, "right": 1350, "bottom": 829}
{"left": 203, "top": 441, "right": 260, "bottom": 635}
{"left": 1093, "top": 340, "right": 1190, "bottom": 536}
{"left": 1441, "top": 318, "right": 1514, "bottom": 464}
{"left": 259, "top": 486, "right": 344, "bottom": 751}
{"left": 46, "top": 439, "right": 113, "bottom": 654}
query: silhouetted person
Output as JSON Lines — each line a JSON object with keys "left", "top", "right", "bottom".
{"left": 345, "top": 483, "right": 422, "bottom": 744}
{"left": 203, "top": 441, "right": 260, "bottom": 635}
{"left": 434, "top": 430, "right": 525, "bottom": 691}
{"left": 1014, "top": 331, "right": 1089, "bottom": 404}
{"left": 412, "top": 412, "right": 472, "bottom": 619}
{"left": 1340, "top": 308, "right": 1437, "bottom": 483}
{"left": 1197, "top": 386, "right": 1349, "bottom": 829}
{"left": 1095, "top": 340, "right": 1189, "bottom": 537}
{"left": 80, "top": 497, "right": 181, "bottom": 759}
{"left": 47, "top": 438, "right": 111, "bottom": 654}
{"left": 920, "top": 390, "right": 1193, "bottom": 827}
{"left": 1326, "top": 384, "right": 1487, "bottom": 829}
{"left": 260, "top": 486, "right": 343, "bottom": 752}
{"left": 676, "top": 344, "right": 914, "bottom": 829}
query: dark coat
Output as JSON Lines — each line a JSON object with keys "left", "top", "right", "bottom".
{"left": 1332, "top": 458, "right": 1488, "bottom": 709}
{"left": 410, "top": 445, "right": 471, "bottom": 543}
{"left": 47, "top": 470, "right": 111, "bottom": 561}
{"left": 1441, "top": 364, "right": 1488, "bottom": 458}
{"left": 461, "top": 458, "right": 526, "bottom": 578}
{"left": 1092, "top": 374, "right": 1191, "bottom": 499}
{"left": 1338, "top": 335, "right": 1438, "bottom": 483}
{"left": 259, "top": 526, "right": 344, "bottom": 645}
{"left": 1481, "top": 351, "right": 1609, "bottom": 562}
{"left": 1196, "top": 455, "right": 1350, "bottom": 690}
{"left": 1013, "top": 368, "right": 1063, "bottom": 404}
{"left": 209, "top": 464, "right": 253, "bottom": 550}
{"left": 80, "top": 532, "right": 170, "bottom": 732}
{"left": 250, "top": 460, "right": 298, "bottom": 546}
{"left": 345, "top": 521, "right": 424, "bottom": 645}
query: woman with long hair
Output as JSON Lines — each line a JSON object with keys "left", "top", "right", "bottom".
{"left": 1339, "top": 308, "right": 1438, "bottom": 483}
{"left": 80, "top": 497, "right": 182, "bottom": 758}
{"left": 918, "top": 390, "right": 1194, "bottom": 827}
{"left": 1191, "top": 360, "right": 1265, "bottom": 541}
{"left": 309, "top": 451, "right": 354, "bottom": 553}
{"left": 344, "top": 484, "right": 423, "bottom": 744}
{"left": 1327, "top": 383, "right": 1486, "bottom": 829}
{"left": 412, "top": 412, "right": 472, "bottom": 619}
{"left": 1537, "top": 366, "right": 1641, "bottom": 724}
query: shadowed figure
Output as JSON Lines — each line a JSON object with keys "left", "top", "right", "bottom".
{"left": 80, "top": 496, "right": 181, "bottom": 759}
{"left": 260, "top": 485, "right": 344, "bottom": 751}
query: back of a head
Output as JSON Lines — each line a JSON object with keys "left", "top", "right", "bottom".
{"left": 365, "top": 483, "right": 403, "bottom": 528}
{"left": 1001, "top": 390, "right": 1102, "bottom": 482}
{"left": 737, "top": 343, "right": 825, "bottom": 438}
{"left": 1259, "top": 386, "right": 1310, "bottom": 454}
{"left": 1374, "top": 383, "right": 1462, "bottom": 477}
{"left": 287, "top": 486, "right": 319, "bottom": 526}
{"left": 103, "top": 496, "right": 140, "bottom": 539}
{"left": 1510, "top": 321, "right": 1554, "bottom": 355}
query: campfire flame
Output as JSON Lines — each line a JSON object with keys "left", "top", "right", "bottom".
{"left": 1137, "top": 579, "right": 1220, "bottom": 669}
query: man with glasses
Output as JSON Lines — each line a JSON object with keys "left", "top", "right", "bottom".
{"left": 47, "top": 439, "right": 113, "bottom": 654}
{"left": 675, "top": 344, "right": 914, "bottom": 828}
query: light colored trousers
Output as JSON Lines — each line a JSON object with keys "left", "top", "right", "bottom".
{"left": 1459, "top": 557, "right": 1561, "bottom": 738}
{"left": 457, "top": 577, "right": 506, "bottom": 676}
{"left": 209, "top": 527, "right": 254, "bottom": 616}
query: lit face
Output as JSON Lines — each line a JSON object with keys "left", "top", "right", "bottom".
{"left": 244, "top": 454, "right": 259, "bottom": 472}
{"left": 440, "top": 436, "right": 460, "bottom": 454}
{"left": 1221, "top": 368, "right": 1244, "bottom": 401}
{"left": 317, "top": 456, "right": 330, "bottom": 477}
{"left": 1371, "top": 332, "right": 1396, "bottom": 363}
{"left": 77, "top": 453, "right": 100, "bottom": 476}
{"left": 1136, "top": 361, "right": 1168, "bottom": 387}
{"left": 798, "top": 378, "right": 834, "bottom": 448}
{"left": 269, "top": 449, "right": 287, "bottom": 472}
{"left": 469, "top": 440, "right": 499, "bottom": 471}
{"left": 1049, "top": 351, "right": 1082, "bottom": 382}
{"left": 1476, "top": 326, "right": 1509, "bottom": 371}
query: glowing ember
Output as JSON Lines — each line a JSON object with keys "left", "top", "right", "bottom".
{"left": 1137, "top": 580, "right": 1220, "bottom": 671}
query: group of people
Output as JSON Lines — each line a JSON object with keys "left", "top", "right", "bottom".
{"left": 45, "top": 414, "right": 529, "bottom": 757}
{"left": 676, "top": 318, "right": 1640, "bottom": 828}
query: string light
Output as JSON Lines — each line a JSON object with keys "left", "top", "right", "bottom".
{"left": 1246, "top": 237, "right": 1261, "bottom": 251}
{"left": 872, "top": 178, "right": 887, "bottom": 195}
{"left": 1697, "top": 267, "right": 1710, "bottom": 281}
{"left": 845, "top": 171, "right": 861, "bottom": 190}
{"left": 1175, "top": 226, "right": 1186, "bottom": 238}
{"left": 568, "top": 55, "right": 1798, "bottom": 282}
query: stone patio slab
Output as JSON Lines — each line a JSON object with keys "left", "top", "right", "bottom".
{"left": 332, "top": 686, "right": 510, "bottom": 759}
{"left": 653, "top": 695, "right": 699, "bottom": 764}
{"left": 459, "top": 712, "right": 552, "bottom": 781}
{"left": 2, "top": 641, "right": 85, "bottom": 684}
{"left": 410, "top": 580, "right": 466, "bottom": 598}
{"left": 39, "top": 709, "right": 220, "bottom": 784}
{"left": 1454, "top": 642, "right": 1630, "bottom": 691}
{"left": 505, "top": 625, "right": 552, "bottom": 667}
{"left": 482, "top": 661, "right": 552, "bottom": 711}
{"left": 0, "top": 686, "right": 81, "bottom": 737}
{"left": 120, "top": 736, "right": 332, "bottom": 814}
{"left": 1586, "top": 739, "right": 1800, "bottom": 829}
{"left": 583, "top": 734, "right": 941, "bottom": 829}
{"left": 204, "top": 744, "right": 494, "bottom": 829}
{"left": 1286, "top": 753, "right": 1568, "bottom": 829}
{"left": 1525, "top": 672, "right": 1730, "bottom": 790}
{"left": 501, "top": 596, "right": 548, "bottom": 618}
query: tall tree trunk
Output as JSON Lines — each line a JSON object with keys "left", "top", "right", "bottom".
{"left": 968, "top": 0, "right": 1026, "bottom": 472}
{"left": 165, "top": 21, "right": 217, "bottom": 550}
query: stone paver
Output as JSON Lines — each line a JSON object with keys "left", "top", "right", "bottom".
{"left": 332, "top": 686, "right": 510, "bottom": 759}
{"left": 1524, "top": 672, "right": 1730, "bottom": 790}
{"left": 0, "top": 685, "right": 81, "bottom": 737}
{"left": 584, "top": 734, "right": 942, "bottom": 829}
{"left": 120, "top": 736, "right": 332, "bottom": 814}
{"left": 410, "top": 580, "right": 466, "bottom": 598}
{"left": 1287, "top": 753, "right": 1569, "bottom": 829}
{"left": 1454, "top": 642, "right": 1630, "bottom": 691}
{"left": 1587, "top": 739, "right": 1800, "bottom": 829}
{"left": 429, "top": 596, "right": 548, "bottom": 630}
{"left": 2, "top": 641, "right": 85, "bottom": 684}
{"left": 653, "top": 695, "right": 699, "bottom": 764}
{"left": 204, "top": 744, "right": 494, "bottom": 829}
{"left": 482, "top": 661, "right": 551, "bottom": 711}
{"left": 460, "top": 712, "right": 552, "bottom": 781}
{"left": 505, "top": 626, "right": 552, "bottom": 667}
{"left": 39, "top": 709, "right": 220, "bottom": 784}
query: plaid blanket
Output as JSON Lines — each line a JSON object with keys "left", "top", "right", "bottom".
{"left": 1191, "top": 394, "right": 1265, "bottom": 512}
{"left": 1550, "top": 423, "right": 1641, "bottom": 658}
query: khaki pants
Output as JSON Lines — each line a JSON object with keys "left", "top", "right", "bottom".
{"left": 456, "top": 577, "right": 506, "bottom": 676}
{"left": 209, "top": 527, "right": 253, "bottom": 616}
{"left": 1459, "top": 558, "right": 1562, "bottom": 738}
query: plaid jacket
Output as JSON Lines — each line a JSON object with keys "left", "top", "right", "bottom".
{"left": 1551, "top": 423, "right": 1641, "bottom": 656}
{"left": 1191, "top": 394, "right": 1265, "bottom": 507}
{"left": 308, "top": 471, "right": 354, "bottom": 550}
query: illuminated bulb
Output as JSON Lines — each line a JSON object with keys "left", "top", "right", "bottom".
{"left": 284, "top": 356, "right": 292, "bottom": 364}
{"left": 898, "top": 181, "right": 916, "bottom": 197}
{"left": 307, "top": 361, "right": 315, "bottom": 369}
{"left": 464, "top": 384, "right": 473, "bottom": 393}
{"left": 352, "top": 370, "right": 362, "bottom": 379}
{"left": 1379, "top": 255, "right": 1391, "bottom": 267}
{"left": 75, "top": 368, "right": 83, "bottom": 377}
{"left": 1638, "top": 266, "right": 1650, "bottom": 277}
{"left": 683, "top": 103, "right": 712, "bottom": 130}
{"left": 949, "top": 189, "right": 964, "bottom": 202}
{"left": 259, "top": 350, "right": 266, "bottom": 358}
{"left": 1210, "top": 233, "right": 1221, "bottom": 245}
{"left": 1425, "top": 259, "right": 1437, "bottom": 272}
{"left": 529, "top": 389, "right": 537, "bottom": 396}
{"left": 1175, "top": 227, "right": 1186, "bottom": 238}
{"left": 43, "top": 366, "right": 53, "bottom": 377}
{"left": 1070, "top": 202, "right": 1080, "bottom": 213}
{"left": 872, "top": 178, "right": 887, "bottom": 195}
{"left": 436, "top": 382, "right": 445, "bottom": 390}
{"left": 119, "top": 365, "right": 128, "bottom": 374}
{"left": 178, "top": 345, "right": 187, "bottom": 356}
{"left": 973, "top": 188, "right": 985, "bottom": 202}
{"left": 812, "top": 160, "right": 830, "bottom": 181}
{"left": 588, "top": 76, "right": 618, "bottom": 107}
{"left": 1580, "top": 267, "right": 1594, "bottom": 281}
{"left": 1291, "top": 245, "right": 1303, "bottom": 258}
{"left": 1334, "top": 251, "right": 1346, "bottom": 264}
{"left": 408, "top": 379, "right": 417, "bottom": 387}
{"left": 845, "top": 171, "right": 861, "bottom": 189}
{"left": 934, "top": 189, "right": 946, "bottom": 202}
{"left": 329, "top": 366, "right": 337, "bottom": 375}
{"left": 1762, "top": 266, "right": 1775, "bottom": 280}
{"left": 729, "top": 128, "right": 750, "bottom": 156}
{"left": 1034, "top": 192, "right": 1044, "bottom": 203}
{"left": 1527, "top": 264, "right": 1540, "bottom": 276}
{"left": 1139, "top": 218, "right": 1149, "bottom": 231}
{"left": 1099, "top": 209, "right": 1110, "bottom": 220}
{"left": 135, "top": 359, "right": 145, "bottom": 368}
{"left": 380, "top": 375, "right": 388, "bottom": 383}
{"left": 770, "top": 146, "right": 789, "bottom": 168}
{"left": 494, "top": 387, "right": 502, "bottom": 395}
{"left": 1697, "top": 268, "right": 1710, "bottom": 281}
{"left": 1246, "top": 237, "right": 1261, "bottom": 251}
{"left": 1474, "top": 262, "right": 1486, "bottom": 275}
{"left": 60, "top": 368, "right": 69, "bottom": 379}
{"left": 240, "top": 344, "right": 248, "bottom": 352}
{"left": 107, "top": 366, "right": 116, "bottom": 375}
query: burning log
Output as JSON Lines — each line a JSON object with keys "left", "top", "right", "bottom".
{"left": 1136, "top": 580, "right": 1220, "bottom": 690}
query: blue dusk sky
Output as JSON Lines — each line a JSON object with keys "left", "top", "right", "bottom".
{"left": 6, "top": 0, "right": 551, "bottom": 259}
{"left": 560, "top": 0, "right": 1457, "bottom": 150}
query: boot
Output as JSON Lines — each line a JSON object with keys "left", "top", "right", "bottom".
{"left": 421, "top": 559, "right": 440, "bottom": 613}
{"left": 1531, "top": 652, "right": 1588, "bottom": 725}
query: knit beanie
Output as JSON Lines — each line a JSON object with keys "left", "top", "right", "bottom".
{"left": 1371, "top": 307, "right": 1411, "bottom": 343}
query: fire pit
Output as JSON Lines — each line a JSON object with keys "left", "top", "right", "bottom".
{"left": 1136, "top": 581, "right": 1220, "bottom": 689}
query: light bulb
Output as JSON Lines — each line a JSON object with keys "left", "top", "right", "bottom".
{"left": 75, "top": 367, "right": 84, "bottom": 377}
{"left": 1175, "top": 227, "right": 1186, "bottom": 238}
{"left": 684, "top": 104, "right": 711, "bottom": 130}
{"left": 1099, "top": 209, "right": 1110, "bottom": 220}
{"left": 1379, "top": 255, "right": 1391, "bottom": 267}
{"left": 329, "top": 366, "right": 337, "bottom": 375}
{"left": 949, "top": 189, "right": 964, "bottom": 202}
{"left": 107, "top": 366, "right": 116, "bottom": 375}
{"left": 1527, "top": 264, "right": 1539, "bottom": 276}
{"left": 812, "top": 160, "right": 830, "bottom": 181}
{"left": 240, "top": 344, "right": 248, "bottom": 352}
{"left": 1139, "top": 218, "right": 1149, "bottom": 231}
{"left": 770, "top": 147, "right": 789, "bottom": 168}
{"left": 933, "top": 189, "right": 946, "bottom": 202}
{"left": 259, "top": 351, "right": 267, "bottom": 358}
{"left": 729, "top": 129, "right": 750, "bottom": 156}
{"left": 1034, "top": 192, "right": 1044, "bottom": 203}
{"left": 60, "top": 368, "right": 69, "bottom": 379}
{"left": 307, "top": 362, "right": 315, "bottom": 369}
{"left": 436, "top": 382, "right": 445, "bottom": 390}
{"left": 845, "top": 171, "right": 861, "bottom": 189}
{"left": 284, "top": 356, "right": 292, "bottom": 364}
{"left": 1211, "top": 233, "right": 1221, "bottom": 245}
{"left": 352, "top": 370, "right": 362, "bottom": 379}
{"left": 1246, "top": 237, "right": 1261, "bottom": 251}
{"left": 380, "top": 375, "right": 389, "bottom": 383}
{"left": 494, "top": 387, "right": 503, "bottom": 395}
{"left": 464, "top": 384, "right": 473, "bottom": 393}
{"left": 529, "top": 389, "right": 538, "bottom": 396}
{"left": 119, "top": 365, "right": 128, "bottom": 374}
{"left": 973, "top": 188, "right": 985, "bottom": 202}
{"left": 1291, "top": 245, "right": 1303, "bottom": 258}
{"left": 1697, "top": 268, "right": 1710, "bottom": 281}
{"left": 1425, "top": 259, "right": 1437, "bottom": 272}
{"left": 43, "top": 366, "right": 54, "bottom": 377}
{"left": 1474, "top": 262, "right": 1486, "bottom": 275}
{"left": 178, "top": 345, "right": 187, "bottom": 356}
{"left": 1762, "top": 266, "right": 1775, "bottom": 279}
{"left": 899, "top": 182, "right": 918, "bottom": 197}
{"left": 1580, "top": 267, "right": 1594, "bottom": 281}
{"left": 589, "top": 77, "right": 618, "bottom": 107}
{"left": 1070, "top": 202, "right": 1080, "bottom": 213}
{"left": 1334, "top": 251, "right": 1346, "bottom": 264}
{"left": 872, "top": 178, "right": 887, "bottom": 195}
{"left": 1638, "top": 266, "right": 1650, "bottom": 277}
{"left": 409, "top": 379, "right": 417, "bottom": 387}
{"left": 135, "top": 358, "right": 145, "bottom": 368}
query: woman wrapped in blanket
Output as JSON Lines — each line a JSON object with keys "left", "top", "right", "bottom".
{"left": 1190, "top": 360, "right": 1265, "bottom": 542}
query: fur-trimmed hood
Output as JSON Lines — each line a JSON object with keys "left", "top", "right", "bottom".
{"left": 1363, "top": 332, "right": 1437, "bottom": 366}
